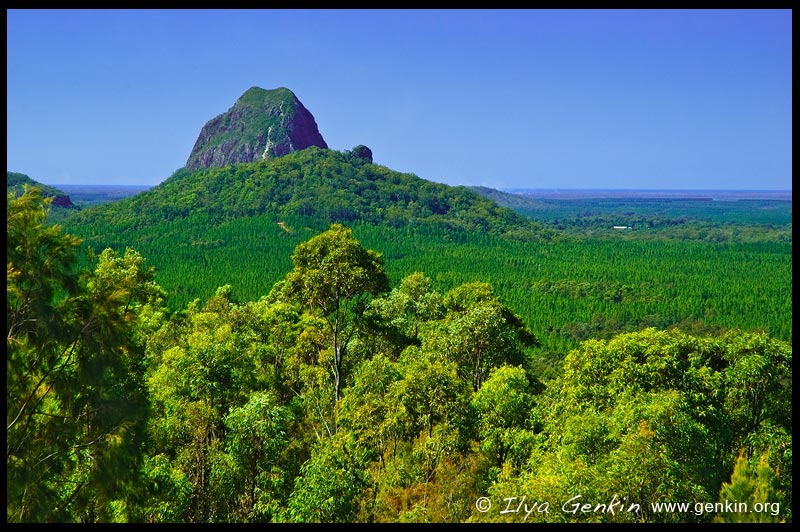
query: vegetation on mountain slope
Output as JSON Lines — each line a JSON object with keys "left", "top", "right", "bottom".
{"left": 7, "top": 187, "right": 792, "bottom": 523}
{"left": 66, "top": 147, "right": 552, "bottom": 241}
{"left": 7, "top": 171, "right": 75, "bottom": 208}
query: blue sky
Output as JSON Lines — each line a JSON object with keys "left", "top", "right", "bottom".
{"left": 7, "top": 9, "right": 792, "bottom": 190}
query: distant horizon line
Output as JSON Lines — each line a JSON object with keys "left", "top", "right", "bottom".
{"left": 497, "top": 188, "right": 792, "bottom": 201}
{"left": 502, "top": 187, "right": 792, "bottom": 192}
{"left": 48, "top": 183, "right": 792, "bottom": 193}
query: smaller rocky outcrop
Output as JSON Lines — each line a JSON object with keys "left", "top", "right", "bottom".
{"left": 7, "top": 171, "right": 74, "bottom": 208}
{"left": 350, "top": 145, "right": 373, "bottom": 163}
{"left": 50, "top": 195, "right": 74, "bottom": 208}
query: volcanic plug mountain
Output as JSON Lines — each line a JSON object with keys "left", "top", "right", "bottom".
{"left": 185, "top": 86, "right": 328, "bottom": 170}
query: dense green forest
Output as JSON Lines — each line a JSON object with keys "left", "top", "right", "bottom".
{"left": 63, "top": 147, "right": 552, "bottom": 240}
{"left": 7, "top": 185, "right": 792, "bottom": 522}
{"left": 55, "top": 148, "right": 791, "bottom": 360}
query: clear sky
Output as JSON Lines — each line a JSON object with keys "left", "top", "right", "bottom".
{"left": 6, "top": 9, "right": 792, "bottom": 190}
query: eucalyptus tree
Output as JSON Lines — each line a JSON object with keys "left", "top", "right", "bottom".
{"left": 479, "top": 328, "right": 792, "bottom": 523}
{"left": 272, "top": 223, "right": 389, "bottom": 406}
{"left": 420, "top": 282, "right": 539, "bottom": 392}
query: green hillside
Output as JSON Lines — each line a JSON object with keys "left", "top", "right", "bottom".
{"left": 65, "top": 147, "right": 552, "bottom": 241}
{"left": 9, "top": 186, "right": 793, "bottom": 523}
{"left": 7, "top": 171, "right": 75, "bottom": 209}
{"left": 59, "top": 146, "right": 556, "bottom": 329}
{"left": 58, "top": 148, "right": 791, "bottom": 357}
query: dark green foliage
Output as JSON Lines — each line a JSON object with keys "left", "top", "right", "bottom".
{"left": 7, "top": 187, "right": 161, "bottom": 522}
{"left": 65, "top": 147, "right": 548, "bottom": 240}
{"left": 353, "top": 224, "right": 792, "bottom": 359}
{"left": 56, "top": 149, "right": 791, "bottom": 362}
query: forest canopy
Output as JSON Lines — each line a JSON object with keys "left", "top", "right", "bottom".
{"left": 7, "top": 186, "right": 792, "bottom": 523}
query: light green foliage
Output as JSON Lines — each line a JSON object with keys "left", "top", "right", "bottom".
{"left": 721, "top": 332, "right": 793, "bottom": 436}
{"left": 338, "top": 354, "right": 404, "bottom": 463}
{"left": 145, "top": 285, "right": 265, "bottom": 521}
{"left": 361, "top": 346, "right": 475, "bottom": 521}
{"left": 281, "top": 223, "right": 389, "bottom": 315}
{"left": 245, "top": 299, "right": 304, "bottom": 400}
{"left": 714, "top": 451, "right": 785, "bottom": 523}
{"left": 391, "top": 346, "right": 469, "bottom": 440}
{"left": 90, "top": 247, "right": 165, "bottom": 318}
{"left": 283, "top": 432, "right": 376, "bottom": 522}
{"left": 480, "top": 328, "right": 792, "bottom": 523}
{"left": 8, "top": 180, "right": 791, "bottom": 522}
{"left": 472, "top": 365, "right": 538, "bottom": 470}
{"left": 422, "top": 282, "right": 538, "bottom": 391}
{"left": 277, "top": 223, "right": 389, "bottom": 404}
{"left": 367, "top": 272, "right": 445, "bottom": 345}
{"left": 7, "top": 186, "right": 82, "bottom": 344}
{"left": 338, "top": 323, "right": 495, "bottom": 522}
{"left": 739, "top": 420, "right": 792, "bottom": 522}
{"left": 221, "top": 391, "right": 293, "bottom": 522}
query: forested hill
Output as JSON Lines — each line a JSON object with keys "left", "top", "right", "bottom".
{"left": 468, "top": 185, "right": 550, "bottom": 210}
{"left": 63, "top": 146, "right": 555, "bottom": 241}
{"left": 7, "top": 171, "right": 75, "bottom": 208}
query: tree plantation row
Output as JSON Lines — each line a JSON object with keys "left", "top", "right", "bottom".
{"left": 52, "top": 148, "right": 791, "bottom": 360}
{"left": 66, "top": 208, "right": 791, "bottom": 361}
{"left": 7, "top": 188, "right": 792, "bottom": 523}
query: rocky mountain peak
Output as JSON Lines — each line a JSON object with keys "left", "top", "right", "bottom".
{"left": 185, "top": 87, "right": 328, "bottom": 170}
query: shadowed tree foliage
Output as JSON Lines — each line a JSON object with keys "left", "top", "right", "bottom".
{"left": 7, "top": 186, "right": 163, "bottom": 522}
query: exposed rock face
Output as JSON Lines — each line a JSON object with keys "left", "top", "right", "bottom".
{"left": 350, "top": 145, "right": 373, "bottom": 163}
{"left": 185, "top": 87, "right": 328, "bottom": 170}
{"left": 51, "top": 195, "right": 73, "bottom": 208}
